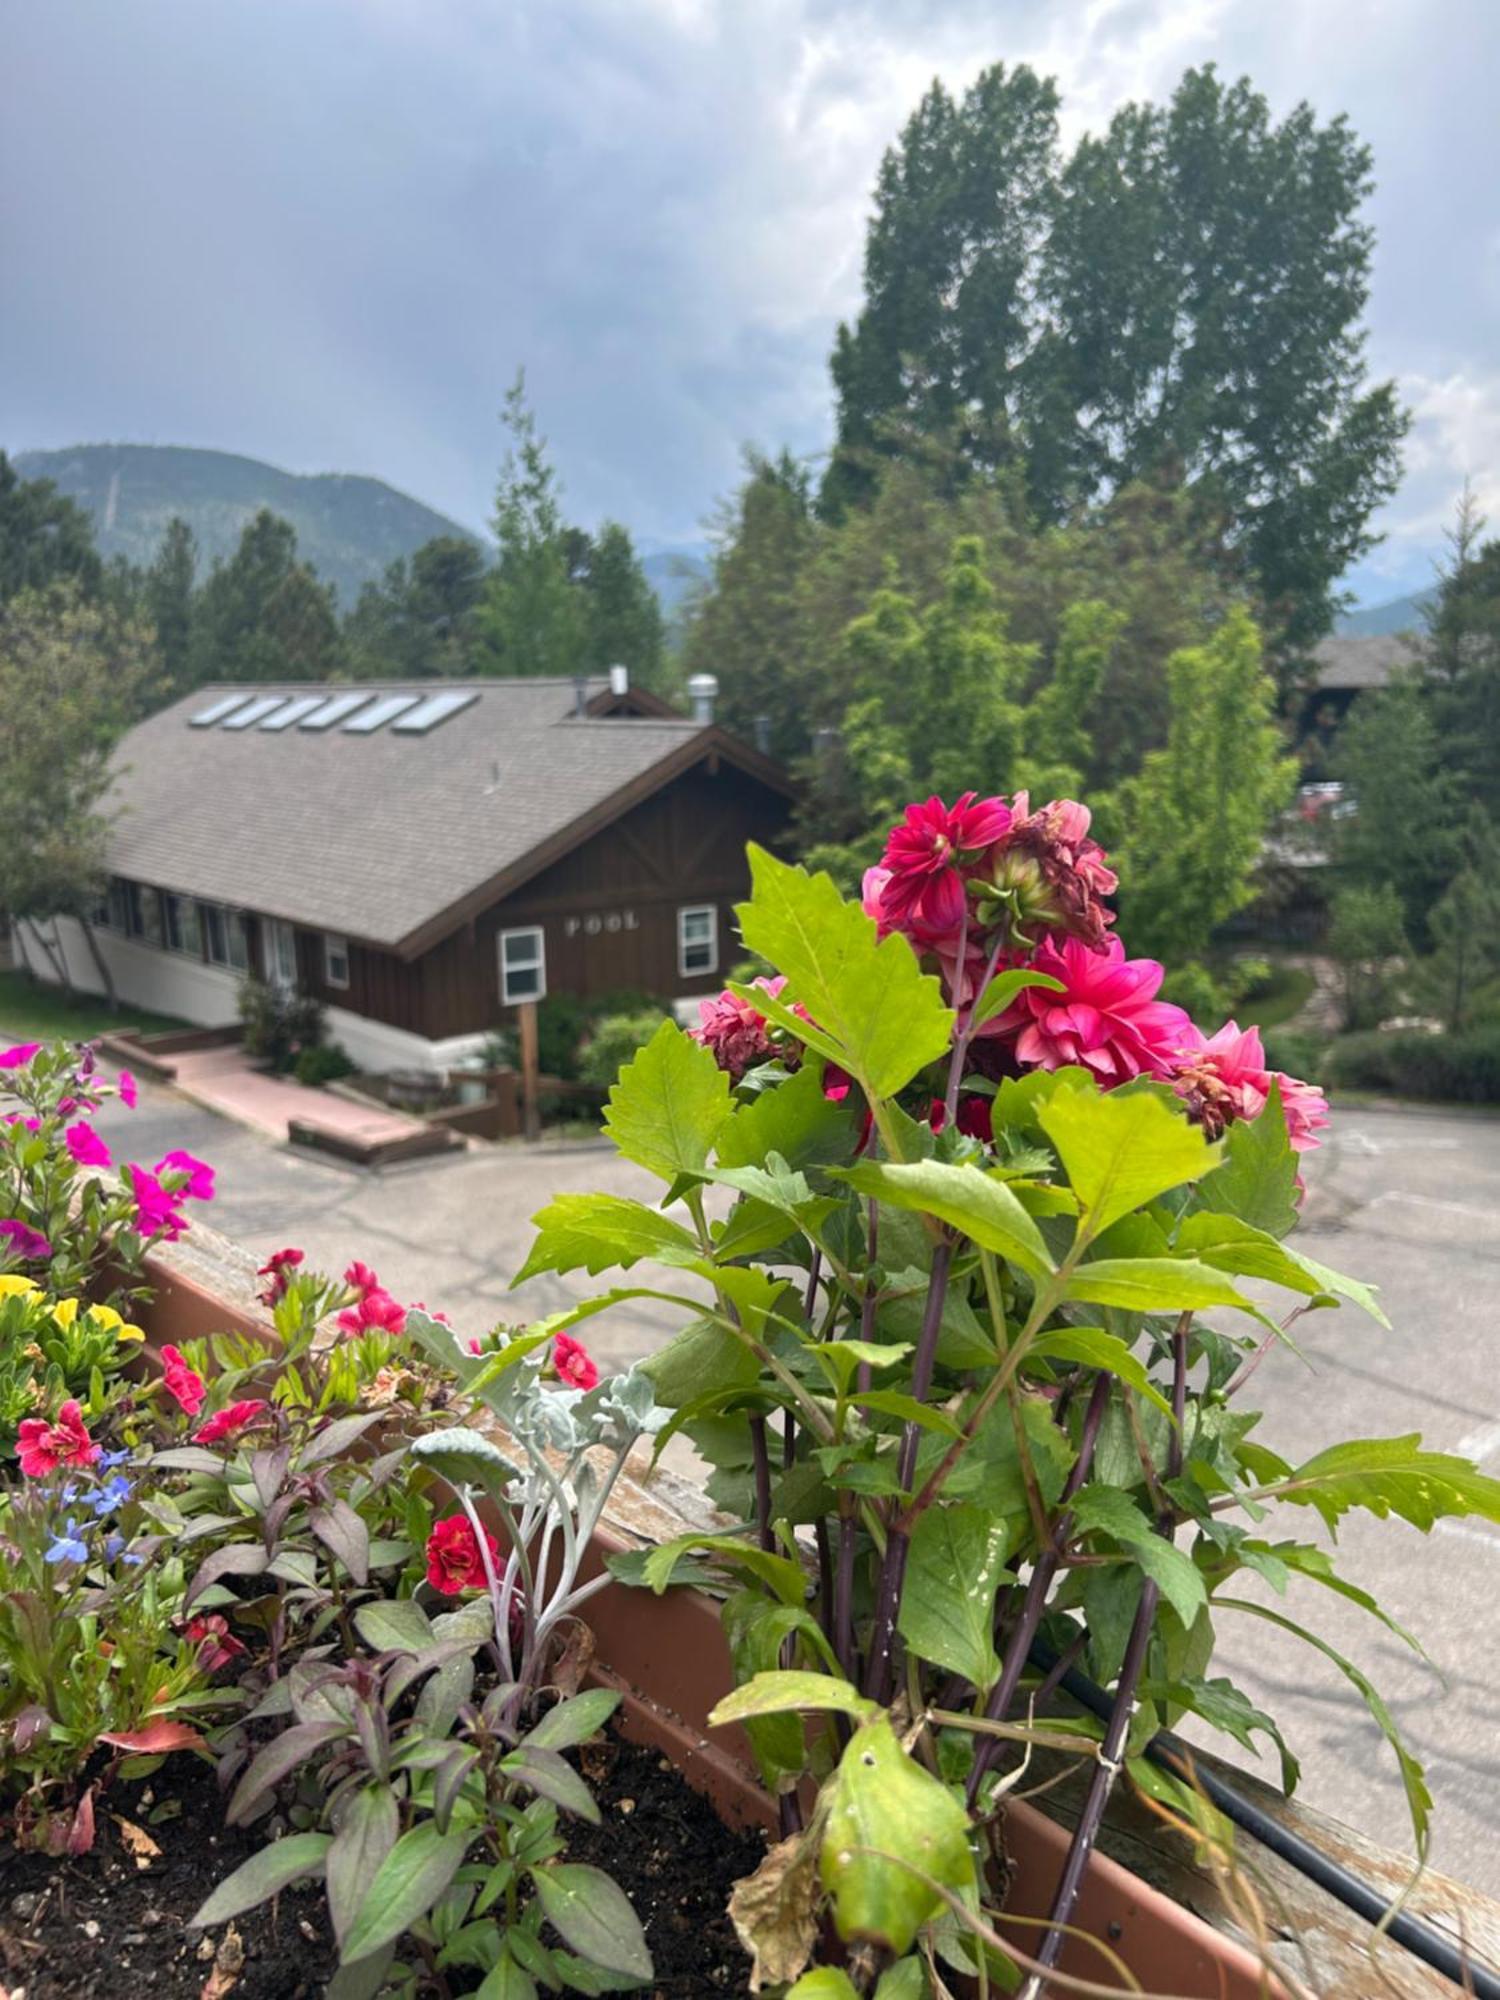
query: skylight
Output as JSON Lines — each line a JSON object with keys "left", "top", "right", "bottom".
{"left": 221, "top": 694, "right": 295, "bottom": 730}
{"left": 342, "top": 693, "right": 422, "bottom": 733}
{"left": 258, "top": 693, "right": 331, "bottom": 730}
{"left": 390, "top": 690, "right": 481, "bottom": 734}
{"left": 189, "top": 693, "right": 258, "bottom": 728}
{"left": 297, "top": 691, "right": 377, "bottom": 731}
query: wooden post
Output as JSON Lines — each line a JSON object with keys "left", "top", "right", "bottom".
{"left": 518, "top": 1001, "right": 541, "bottom": 1142}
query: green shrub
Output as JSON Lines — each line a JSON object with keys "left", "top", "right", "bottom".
{"left": 533, "top": 989, "right": 663, "bottom": 1080}
{"left": 578, "top": 1008, "right": 673, "bottom": 1089}
{"left": 1159, "top": 959, "right": 1231, "bottom": 1023}
{"left": 238, "top": 976, "right": 325, "bottom": 1073}
{"left": 1325, "top": 1025, "right": 1500, "bottom": 1103}
{"left": 294, "top": 1041, "right": 356, "bottom": 1087}
{"left": 1260, "top": 1027, "right": 1329, "bottom": 1084}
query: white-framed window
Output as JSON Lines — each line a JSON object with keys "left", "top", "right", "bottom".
{"left": 163, "top": 893, "right": 202, "bottom": 959}
{"left": 138, "top": 886, "right": 165, "bottom": 950}
{"left": 201, "top": 903, "right": 250, "bottom": 973}
{"left": 323, "top": 933, "right": 351, "bottom": 990}
{"left": 677, "top": 904, "right": 718, "bottom": 978}
{"left": 499, "top": 926, "right": 546, "bottom": 1005}
{"left": 265, "top": 918, "right": 297, "bottom": 991}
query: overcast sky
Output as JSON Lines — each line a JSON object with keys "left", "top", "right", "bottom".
{"left": 4, "top": 0, "right": 1497, "bottom": 604}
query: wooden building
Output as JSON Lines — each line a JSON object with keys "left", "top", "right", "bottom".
{"left": 16, "top": 676, "right": 792, "bottom": 1071}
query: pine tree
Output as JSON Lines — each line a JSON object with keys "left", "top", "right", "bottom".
{"left": 191, "top": 510, "right": 343, "bottom": 685}
{"left": 146, "top": 517, "right": 198, "bottom": 694}
{"left": 473, "top": 374, "right": 586, "bottom": 677}
{"left": 0, "top": 452, "right": 104, "bottom": 603}
{"left": 1334, "top": 675, "right": 1458, "bottom": 945}
{"left": 579, "top": 521, "right": 667, "bottom": 693}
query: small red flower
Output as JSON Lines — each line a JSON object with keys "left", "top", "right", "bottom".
{"left": 17, "top": 1400, "right": 102, "bottom": 1478}
{"left": 256, "top": 1246, "right": 304, "bottom": 1306}
{"left": 160, "top": 1344, "right": 205, "bottom": 1416}
{"left": 185, "top": 1614, "right": 246, "bottom": 1673}
{"left": 425, "top": 1513, "right": 501, "bottom": 1595}
{"left": 193, "top": 1399, "right": 272, "bottom": 1445}
{"left": 345, "top": 1260, "right": 380, "bottom": 1294}
{"left": 552, "top": 1332, "right": 599, "bottom": 1391}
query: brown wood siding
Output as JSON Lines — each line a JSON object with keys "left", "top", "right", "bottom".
{"left": 411, "top": 760, "right": 790, "bottom": 1039}
{"left": 297, "top": 924, "right": 425, "bottom": 1034}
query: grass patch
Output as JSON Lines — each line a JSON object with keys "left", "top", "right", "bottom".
{"left": 1236, "top": 963, "right": 1315, "bottom": 1030}
{"left": 0, "top": 967, "right": 189, "bottom": 1046}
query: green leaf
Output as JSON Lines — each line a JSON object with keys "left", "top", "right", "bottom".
{"left": 819, "top": 1716, "right": 975, "bottom": 1953}
{"left": 1254, "top": 1434, "right": 1500, "bottom": 1534}
{"left": 514, "top": 1194, "right": 702, "bottom": 1283}
{"left": 1221, "top": 1598, "right": 1431, "bottom": 1856}
{"left": 532, "top": 1864, "right": 653, "bottom": 1982}
{"left": 354, "top": 1598, "right": 434, "bottom": 1655}
{"left": 1068, "top": 1486, "right": 1206, "bottom": 1629}
{"left": 1196, "top": 1081, "right": 1299, "bottom": 1238}
{"left": 1234, "top": 1540, "right": 1427, "bottom": 1655}
{"left": 735, "top": 844, "right": 955, "bottom": 1099}
{"left": 1064, "top": 1257, "right": 1254, "bottom": 1315}
{"left": 897, "top": 1505, "right": 1011, "bottom": 1688}
{"left": 971, "top": 967, "right": 1063, "bottom": 1030}
{"left": 477, "top": 1956, "right": 539, "bottom": 2000}
{"left": 642, "top": 1532, "right": 808, "bottom": 1606}
{"left": 326, "top": 1786, "right": 400, "bottom": 1949}
{"left": 1148, "top": 1676, "right": 1300, "bottom": 1793}
{"left": 341, "top": 1822, "right": 471, "bottom": 1965}
{"left": 709, "top": 1669, "right": 872, "bottom": 1726}
{"left": 1030, "top": 1326, "right": 1175, "bottom": 1422}
{"left": 501, "top": 1745, "right": 601, "bottom": 1821}
{"left": 604, "top": 1019, "right": 732, "bottom": 1183}
{"left": 717, "top": 1059, "right": 859, "bottom": 1170}
{"left": 642, "top": 1316, "right": 762, "bottom": 1408}
{"left": 1174, "top": 1212, "right": 1386, "bottom": 1323}
{"left": 1038, "top": 1083, "right": 1220, "bottom": 1242}
{"left": 836, "top": 1159, "right": 1053, "bottom": 1277}
{"left": 855, "top": 1389, "right": 962, "bottom": 1437}
{"left": 788, "top": 1974, "right": 860, "bottom": 1999}
{"left": 816, "top": 1338, "right": 912, "bottom": 1396}
{"left": 190, "top": 1832, "right": 332, "bottom": 1928}
{"left": 410, "top": 1425, "right": 518, "bottom": 1505}
{"left": 521, "top": 1689, "right": 621, "bottom": 1752}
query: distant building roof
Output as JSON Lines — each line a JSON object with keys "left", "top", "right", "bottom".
{"left": 103, "top": 678, "right": 790, "bottom": 956}
{"left": 1312, "top": 632, "right": 1421, "bottom": 692}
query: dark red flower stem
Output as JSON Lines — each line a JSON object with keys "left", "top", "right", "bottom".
{"left": 748, "top": 1413, "right": 774, "bottom": 1555}
{"left": 863, "top": 1239, "right": 952, "bottom": 1703}
{"left": 965, "top": 1369, "right": 1113, "bottom": 1809}
{"left": 1018, "top": 1319, "right": 1192, "bottom": 1995}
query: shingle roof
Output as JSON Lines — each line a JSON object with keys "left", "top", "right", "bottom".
{"left": 103, "top": 679, "right": 777, "bottom": 953}
{"left": 1312, "top": 633, "right": 1421, "bottom": 691}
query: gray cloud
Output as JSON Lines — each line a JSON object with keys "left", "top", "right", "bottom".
{"left": 3, "top": 0, "right": 1496, "bottom": 600}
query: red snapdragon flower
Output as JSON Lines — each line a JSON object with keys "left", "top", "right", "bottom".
{"left": 997, "top": 934, "right": 1193, "bottom": 1085}
{"left": 17, "top": 1400, "right": 102, "bottom": 1477}
{"left": 160, "top": 1344, "right": 206, "bottom": 1416}
{"left": 256, "top": 1246, "right": 304, "bottom": 1306}
{"left": 185, "top": 1613, "right": 246, "bottom": 1673}
{"left": 425, "top": 1513, "right": 501, "bottom": 1594}
{"left": 878, "top": 793, "right": 1013, "bottom": 942}
{"left": 65, "top": 1121, "right": 112, "bottom": 1171}
{"left": 194, "top": 1399, "right": 272, "bottom": 1445}
{"left": 552, "top": 1332, "right": 599, "bottom": 1390}
{"left": 1169, "top": 1020, "right": 1330, "bottom": 1153}
{"left": 0, "top": 1218, "right": 51, "bottom": 1262}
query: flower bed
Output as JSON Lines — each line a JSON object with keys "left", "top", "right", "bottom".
{"left": 6, "top": 788, "right": 1500, "bottom": 1999}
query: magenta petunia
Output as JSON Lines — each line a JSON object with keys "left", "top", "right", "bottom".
{"left": 0, "top": 1043, "right": 42, "bottom": 1070}
{"left": 128, "top": 1164, "right": 189, "bottom": 1242}
{"left": 65, "top": 1121, "right": 113, "bottom": 1171}
{"left": 155, "top": 1149, "right": 215, "bottom": 1202}
{"left": 118, "top": 1069, "right": 138, "bottom": 1108}
{"left": 0, "top": 1217, "right": 51, "bottom": 1262}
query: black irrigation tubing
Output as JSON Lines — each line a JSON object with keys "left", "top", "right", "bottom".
{"left": 1028, "top": 1636, "right": 1500, "bottom": 2000}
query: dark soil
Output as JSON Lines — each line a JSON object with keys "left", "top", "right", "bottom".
{"left": 570, "top": 1731, "right": 763, "bottom": 1996}
{"left": 0, "top": 1730, "right": 763, "bottom": 1999}
{"left": 0, "top": 1755, "right": 336, "bottom": 1999}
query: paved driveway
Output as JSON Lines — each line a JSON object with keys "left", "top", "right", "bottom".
{"left": 97, "top": 1082, "right": 1500, "bottom": 1892}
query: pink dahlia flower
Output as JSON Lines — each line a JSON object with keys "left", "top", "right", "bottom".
{"left": 878, "top": 793, "right": 1013, "bottom": 943}
{"left": 999, "top": 934, "right": 1193, "bottom": 1085}
{"left": 1170, "top": 1020, "right": 1329, "bottom": 1153}
{"left": 969, "top": 794, "right": 1118, "bottom": 953}
{"left": 693, "top": 976, "right": 797, "bottom": 1082}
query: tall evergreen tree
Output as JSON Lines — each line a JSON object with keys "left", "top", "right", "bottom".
{"left": 191, "top": 509, "right": 342, "bottom": 685}
{"left": 823, "top": 63, "right": 1406, "bottom": 666}
{"left": 146, "top": 516, "right": 198, "bottom": 694}
{"left": 1420, "top": 489, "right": 1500, "bottom": 819}
{"left": 579, "top": 520, "right": 666, "bottom": 692}
{"left": 1335, "top": 674, "right": 1459, "bottom": 945}
{"left": 473, "top": 374, "right": 586, "bottom": 677}
{"left": 345, "top": 535, "right": 486, "bottom": 680}
{"left": 0, "top": 451, "right": 103, "bottom": 603}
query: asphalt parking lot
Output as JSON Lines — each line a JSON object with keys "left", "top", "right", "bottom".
{"left": 95, "top": 1083, "right": 1500, "bottom": 1894}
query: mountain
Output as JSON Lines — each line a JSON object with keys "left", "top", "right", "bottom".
{"left": 1336, "top": 589, "right": 1433, "bottom": 638}
{"left": 639, "top": 543, "right": 710, "bottom": 617}
{"left": 13, "top": 443, "right": 483, "bottom": 607}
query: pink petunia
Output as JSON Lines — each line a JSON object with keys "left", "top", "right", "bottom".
{"left": 997, "top": 934, "right": 1193, "bottom": 1085}
{"left": 193, "top": 1399, "right": 272, "bottom": 1445}
{"left": 17, "top": 1400, "right": 101, "bottom": 1477}
{"left": 65, "top": 1121, "right": 113, "bottom": 1171}
{"left": 118, "top": 1070, "right": 138, "bottom": 1108}
{"left": 0, "top": 1043, "right": 42, "bottom": 1070}
{"left": 128, "top": 1165, "right": 188, "bottom": 1242}
{"left": 160, "top": 1343, "right": 206, "bottom": 1416}
{"left": 0, "top": 1218, "right": 51, "bottom": 1262}
{"left": 155, "top": 1150, "right": 215, "bottom": 1202}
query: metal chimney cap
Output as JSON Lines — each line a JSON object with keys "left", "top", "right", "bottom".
{"left": 686, "top": 674, "right": 720, "bottom": 697}
{"left": 608, "top": 663, "right": 629, "bottom": 696}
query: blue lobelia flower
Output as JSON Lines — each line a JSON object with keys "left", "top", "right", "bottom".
{"left": 45, "top": 1517, "right": 89, "bottom": 1565}
{"left": 90, "top": 1475, "right": 133, "bottom": 1516}
{"left": 98, "top": 1447, "right": 132, "bottom": 1470}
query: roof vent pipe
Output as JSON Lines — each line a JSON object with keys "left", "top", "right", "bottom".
{"left": 609, "top": 663, "right": 629, "bottom": 697}
{"left": 687, "top": 673, "right": 719, "bottom": 725}
{"left": 754, "top": 714, "right": 773, "bottom": 755}
{"left": 572, "top": 675, "right": 589, "bottom": 716}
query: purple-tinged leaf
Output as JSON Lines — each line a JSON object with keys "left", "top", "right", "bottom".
{"left": 326, "top": 1785, "right": 400, "bottom": 1948}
